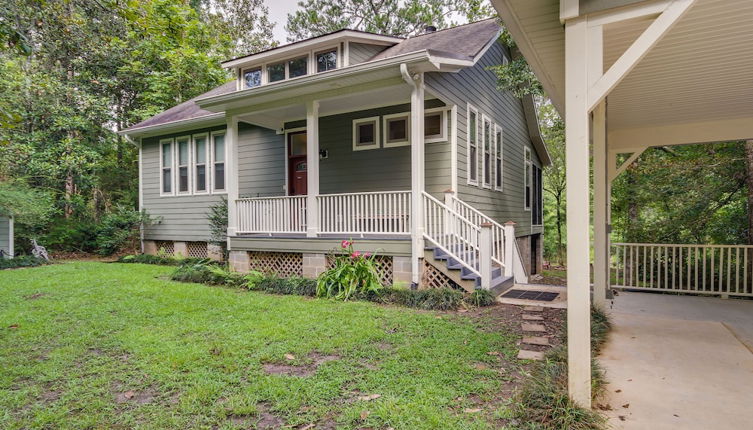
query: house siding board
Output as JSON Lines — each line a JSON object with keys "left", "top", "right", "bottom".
{"left": 348, "top": 43, "right": 388, "bottom": 65}
{"left": 237, "top": 123, "right": 285, "bottom": 197}
{"left": 426, "top": 41, "right": 542, "bottom": 236}
{"left": 0, "top": 216, "right": 9, "bottom": 255}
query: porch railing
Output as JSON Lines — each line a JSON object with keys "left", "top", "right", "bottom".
{"left": 611, "top": 243, "right": 753, "bottom": 297}
{"left": 236, "top": 195, "right": 307, "bottom": 234}
{"left": 423, "top": 192, "right": 481, "bottom": 275}
{"left": 446, "top": 193, "right": 506, "bottom": 268}
{"left": 317, "top": 191, "right": 411, "bottom": 235}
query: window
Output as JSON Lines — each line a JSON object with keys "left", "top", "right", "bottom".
{"left": 267, "top": 62, "right": 285, "bottom": 82}
{"left": 176, "top": 137, "right": 190, "bottom": 193}
{"left": 194, "top": 134, "right": 208, "bottom": 192}
{"left": 316, "top": 49, "right": 337, "bottom": 72}
{"left": 383, "top": 113, "right": 410, "bottom": 147}
{"left": 288, "top": 56, "right": 308, "bottom": 78}
{"left": 467, "top": 105, "right": 478, "bottom": 184}
{"left": 482, "top": 117, "right": 492, "bottom": 188}
{"left": 424, "top": 109, "right": 447, "bottom": 142}
{"left": 532, "top": 165, "right": 543, "bottom": 225}
{"left": 243, "top": 68, "right": 261, "bottom": 88}
{"left": 352, "top": 117, "right": 379, "bottom": 151}
{"left": 494, "top": 125, "right": 503, "bottom": 191}
{"left": 524, "top": 147, "right": 532, "bottom": 210}
{"left": 212, "top": 133, "right": 226, "bottom": 192}
{"left": 160, "top": 139, "right": 173, "bottom": 195}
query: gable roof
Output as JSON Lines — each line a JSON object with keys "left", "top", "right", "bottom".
{"left": 370, "top": 19, "right": 501, "bottom": 63}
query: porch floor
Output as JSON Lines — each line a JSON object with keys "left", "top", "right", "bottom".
{"left": 600, "top": 292, "right": 753, "bottom": 429}
{"left": 235, "top": 233, "right": 410, "bottom": 240}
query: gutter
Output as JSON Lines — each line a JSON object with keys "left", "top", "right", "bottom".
{"left": 118, "top": 113, "right": 226, "bottom": 138}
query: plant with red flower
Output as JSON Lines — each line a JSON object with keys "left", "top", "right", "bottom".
{"left": 317, "top": 239, "right": 382, "bottom": 300}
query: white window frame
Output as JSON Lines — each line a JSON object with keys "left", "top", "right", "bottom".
{"left": 424, "top": 107, "right": 448, "bottom": 143}
{"left": 466, "top": 104, "right": 479, "bottom": 185}
{"left": 352, "top": 116, "right": 380, "bottom": 151}
{"left": 192, "top": 133, "right": 210, "bottom": 194}
{"left": 494, "top": 124, "right": 504, "bottom": 192}
{"left": 210, "top": 131, "right": 227, "bottom": 194}
{"left": 175, "top": 135, "right": 192, "bottom": 195}
{"left": 481, "top": 115, "right": 492, "bottom": 189}
{"left": 313, "top": 46, "right": 340, "bottom": 74}
{"left": 159, "top": 138, "right": 175, "bottom": 197}
{"left": 383, "top": 112, "right": 411, "bottom": 148}
{"left": 240, "top": 45, "right": 342, "bottom": 90}
{"left": 524, "top": 146, "right": 532, "bottom": 211}
{"left": 240, "top": 67, "right": 262, "bottom": 89}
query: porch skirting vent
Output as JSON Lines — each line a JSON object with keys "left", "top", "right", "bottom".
{"left": 155, "top": 241, "right": 174, "bottom": 256}
{"left": 421, "top": 260, "right": 462, "bottom": 291}
{"left": 248, "top": 251, "right": 303, "bottom": 277}
{"left": 186, "top": 242, "right": 208, "bottom": 259}
{"left": 326, "top": 254, "right": 394, "bottom": 286}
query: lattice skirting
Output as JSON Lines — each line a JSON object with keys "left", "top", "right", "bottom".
{"left": 155, "top": 241, "right": 174, "bottom": 256}
{"left": 326, "top": 254, "right": 394, "bottom": 286}
{"left": 248, "top": 251, "right": 303, "bottom": 277}
{"left": 186, "top": 242, "right": 208, "bottom": 259}
{"left": 421, "top": 259, "right": 462, "bottom": 290}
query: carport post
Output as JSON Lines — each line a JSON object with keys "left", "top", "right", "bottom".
{"left": 593, "top": 101, "right": 609, "bottom": 309}
{"left": 565, "top": 15, "right": 592, "bottom": 407}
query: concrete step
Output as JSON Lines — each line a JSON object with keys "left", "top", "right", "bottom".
{"left": 524, "top": 306, "right": 544, "bottom": 312}
{"left": 521, "top": 323, "right": 546, "bottom": 332}
{"left": 517, "top": 350, "right": 545, "bottom": 360}
{"left": 522, "top": 314, "right": 544, "bottom": 321}
{"left": 522, "top": 336, "right": 550, "bottom": 346}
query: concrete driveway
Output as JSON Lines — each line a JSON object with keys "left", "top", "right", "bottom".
{"left": 599, "top": 292, "right": 753, "bottom": 430}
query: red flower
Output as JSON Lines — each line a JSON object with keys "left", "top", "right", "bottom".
{"left": 341, "top": 240, "right": 351, "bottom": 248}
{"left": 351, "top": 251, "right": 361, "bottom": 258}
{"left": 364, "top": 252, "right": 372, "bottom": 258}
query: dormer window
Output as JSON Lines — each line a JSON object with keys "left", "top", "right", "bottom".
{"left": 268, "top": 62, "right": 285, "bottom": 82}
{"left": 316, "top": 49, "right": 337, "bottom": 72}
{"left": 288, "top": 56, "right": 308, "bottom": 78}
{"left": 243, "top": 67, "right": 261, "bottom": 88}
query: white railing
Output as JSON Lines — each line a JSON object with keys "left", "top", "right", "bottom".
{"left": 612, "top": 243, "right": 753, "bottom": 297}
{"left": 423, "top": 192, "right": 481, "bottom": 275}
{"left": 447, "top": 193, "right": 506, "bottom": 267}
{"left": 318, "top": 191, "right": 411, "bottom": 235}
{"left": 236, "top": 195, "right": 307, "bottom": 234}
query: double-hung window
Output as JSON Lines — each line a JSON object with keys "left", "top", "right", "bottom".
{"left": 212, "top": 132, "right": 226, "bottom": 192}
{"left": 482, "top": 116, "right": 492, "bottom": 188}
{"left": 176, "top": 137, "right": 190, "bottom": 193}
{"left": 193, "top": 134, "right": 208, "bottom": 193}
{"left": 467, "top": 105, "right": 478, "bottom": 185}
{"left": 160, "top": 139, "right": 173, "bottom": 195}
{"left": 524, "top": 147, "right": 532, "bottom": 210}
{"left": 494, "top": 125, "right": 503, "bottom": 191}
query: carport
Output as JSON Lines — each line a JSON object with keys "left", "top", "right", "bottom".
{"left": 489, "top": 0, "right": 753, "bottom": 406}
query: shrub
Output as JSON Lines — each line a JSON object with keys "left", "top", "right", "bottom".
{"left": 316, "top": 240, "right": 382, "bottom": 300}
{"left": 466, "top": 289, "right": 496, "bottom": 307}
{"left": 252, "top": 276, "right": 317, "bottom": 297}
{"left": 117, "top": 254, "right": 207, "bottom": 266}
{"left": 0, "top": 255, "right": 48, "bottom": 270}
{"left": 95, "top": 207, "right": 152, "bottom": 256}
{"left": 170, "top": 261, "right": 246, "bottom": 288}
{"left": 371, "top": 286, "right": 465, "bottom": 311}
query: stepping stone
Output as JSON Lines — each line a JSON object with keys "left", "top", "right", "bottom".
{"left": 517, "top": 350, "right": 545, "bottom": 360}
{"left": 522, "top": 336, "right": 550, "bottom": 346}
{"left": 521, "top": 323, "right": 546, "bottom": 332}
{"left": 522, "top": 314, "right": 544, "bottom": 321}
{"left": 524, "top": 306, "right": 544, "bottom": 312}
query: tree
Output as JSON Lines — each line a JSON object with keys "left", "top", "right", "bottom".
{"left": 539, "top": 103, "right": 566, "bottom": 265}
{"left": 285, "top": 0, "right": 494, "bottom": 40}
{"left": 192, "top": 0, "right": 276, "bottom": 56}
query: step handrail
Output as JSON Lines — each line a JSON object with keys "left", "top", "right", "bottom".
{"left": 446, "top": 193, "right": 506, "bottom": 267}
{"left": 422, "top": 192, "right": 481, "bottom": 276}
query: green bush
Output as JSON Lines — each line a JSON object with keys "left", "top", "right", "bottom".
{"left": 466, "top": 289, "right": 496, "bottom": 307}
{"left": 168, "top": 260, "right": 246, "bottom": 287}
{"left": 0, "top": 256, "right": 49, "bottom": 270}
{"left": 95, "top": 207, "right": 152, "bottom": 256}
{"left": 117, "top": 254, "right": 208, "bottom": 266}
{"left": 316, "top": 240, "right": 383, "bottom": 300}
{"left": 42, "top": 217, "right": 98, "bottom": 252}
{"left": 368, "top": 286, "right": 465, "bottom": 311}
{"left": 252, "top": 276, "right": 317, "bottom": 296}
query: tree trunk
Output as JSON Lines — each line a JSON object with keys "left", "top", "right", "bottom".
{"left": 555, "top": 191, "right": 564, "bottom": 266}
{"left": 745, "top": 140, "right": 753, "bottom": 245}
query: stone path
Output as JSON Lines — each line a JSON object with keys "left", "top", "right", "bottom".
{"left": 517, "top": 306, "right": 552, "bottom": 360}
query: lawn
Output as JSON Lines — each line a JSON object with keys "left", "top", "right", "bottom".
{"left": 0, "top": 262, "right": 522, "bottom": 429}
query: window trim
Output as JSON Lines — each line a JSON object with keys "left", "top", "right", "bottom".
{"left": 494, "top": 124, "right": 504, "bottom": 192}
{"left": 175, "top": 135, "right": 192, "bottom": 195}
{"left": 382, "top": 112, "right": 411, "bottom": 148}
{"left": 466, "top": 104, "right": 479, "bottom": 186}
{"left": 192, "top": 132, "right": 210, "bottom": 194}
{"left": 241, "top": 67, "right": 262, "bottom": 89}
{"left": 314, "top": 47, "right": 339, "bottom": 73}
{"left": 481, "top": 115, "right": 492, "bottom": 189}
{"left": 424, "top": 107, "right": 448, "bottom": 143}
{"left": 159, "top": 138, "right": 175, "bottom": 197}
{"left": 352, "top": 116, "right": 380, "bottom": 151}
{"left": 524, "top": 146, "right": 532, "bottom": 211}
{"left": 210, "top": 131, "right": 227, "bottom": 194}
{"left": 239, "top": 45, "right": 341, "bottom": 90}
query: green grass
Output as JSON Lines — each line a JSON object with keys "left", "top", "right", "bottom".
{"left": 0, "top": 262, "right": 520, "bottom": 429}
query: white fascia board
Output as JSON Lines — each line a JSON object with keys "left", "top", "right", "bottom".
{"left": 222, "top": 31, "right": 403, "bottom": 69}
{"left": 118, "top": 113, "right": 226, "bottom": 139}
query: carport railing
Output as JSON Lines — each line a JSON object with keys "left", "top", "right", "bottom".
{"left": 611, "top": 243, "right": 753, "bottom": 297}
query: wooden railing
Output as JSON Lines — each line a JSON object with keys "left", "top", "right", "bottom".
{"left": 236, "top": 195, "right": 307, "bottom": 234}
{"left": 446, "top": 193, "right": 506, "bottom": 268}
{"left": 423, "top": 192, "right": 481, "bottom": 275}
{"left": 611, "top": 243, "right": 753, "bottom": 297}
{"left": 317, "top": 191, "right": 411, "bottom": 235}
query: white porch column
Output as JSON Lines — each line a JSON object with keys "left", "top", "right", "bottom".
{"left": 565, "top": 16, "right": 593, "bottom": 407}
{"left": 408, "top": 72, "right": 425, "bottom": 285}
{"left": 306, "top": 100, "right": 320, "bottom": 238}
{"left": 593, "top": 101, "right": 609, "bottom": 309}
{"left": 226, "top": 115, "right": 240, "bottom": 238}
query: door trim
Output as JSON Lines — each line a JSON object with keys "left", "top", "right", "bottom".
{"left": 284, "top": 127, "right": 306, "bottom": 195}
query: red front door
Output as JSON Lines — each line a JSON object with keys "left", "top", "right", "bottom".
{"left": 288, "top": 131, "right": 307, "bottom": 196}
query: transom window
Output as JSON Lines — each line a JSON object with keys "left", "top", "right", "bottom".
{"left": 243, "top": 67, "right": 261, "bottom": 88}
{"left": 288, "top": 56, "right": 308, "bottom": 78}
{"left": 267, "top": 62, "right": 285, "bottom": 82}
{"left": 316, "top": 49, "right": 337, "bottom": 72}
{"left": 239, "top": 46, "right": 339, "bottom": 89}
{"left": 353, "top": 117, "right": 380, "bottom": 151}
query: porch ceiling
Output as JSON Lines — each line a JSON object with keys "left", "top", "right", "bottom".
{"left": 491, "top": 0, "right": 753, "bottom": 149}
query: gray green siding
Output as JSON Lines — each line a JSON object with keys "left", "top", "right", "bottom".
{"left": 0, "top": 216, "right": 10, "bottom": 256}
{"left": 426, "top": 41, "right": 543, "bottom": 236}
{"left": 348, "top": 42, "right": 387, "bottom": 65}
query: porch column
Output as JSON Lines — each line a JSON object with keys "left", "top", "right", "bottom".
{"left": 408, "top": 71, "right": 425, "bottom": 285}
{"left": 593, "top": 100, "right": 609, "bottom": 309}
{"left": 306, "top": 100, "right": 320, "bottom": 237}
{"left": 565, "top": 16, "right": 592, "bottom": 407}
{"left": 226, "top": 115, "right": 240, "bottom": 238}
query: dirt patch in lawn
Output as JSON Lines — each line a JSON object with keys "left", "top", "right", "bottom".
{"left": 462, "top": 302, "right": 565, "bottom": 348}
{"left": 113, "top": 387, "right": 159, "bottom": 404}
{"left": 262, "top": 351, "right": 340, "bottom": 377}
{"left": 228, "top": 403, "right": 285, "bottom": 429}
{"left": 24, "top": 292, "right": 47, "bottom": 300}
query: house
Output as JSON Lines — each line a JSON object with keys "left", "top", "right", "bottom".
{"left": 0, "top": 215, "right": 12, "bottom": 258}
{"left": 120, "top": 19, "right": 549, "bottom": 294}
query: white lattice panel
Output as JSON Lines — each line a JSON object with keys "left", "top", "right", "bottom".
{"left": 155, "top": 241, "right": 174, "bottom": 256}
{"left": 249, "top": 252, "right": 303, "bottom": 277}
{"left": 421, "top": 260, "right": 462, "bottom": 290}
{"left": 186, "top": 242, "right": 208, "bottom": 259}
{"left": 326, "top": 254, "right": 394, "bottom": 286}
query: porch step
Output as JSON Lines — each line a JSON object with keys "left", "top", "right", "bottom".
{"left": 423, "top": 246, "right": 514, "bottom": 296}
